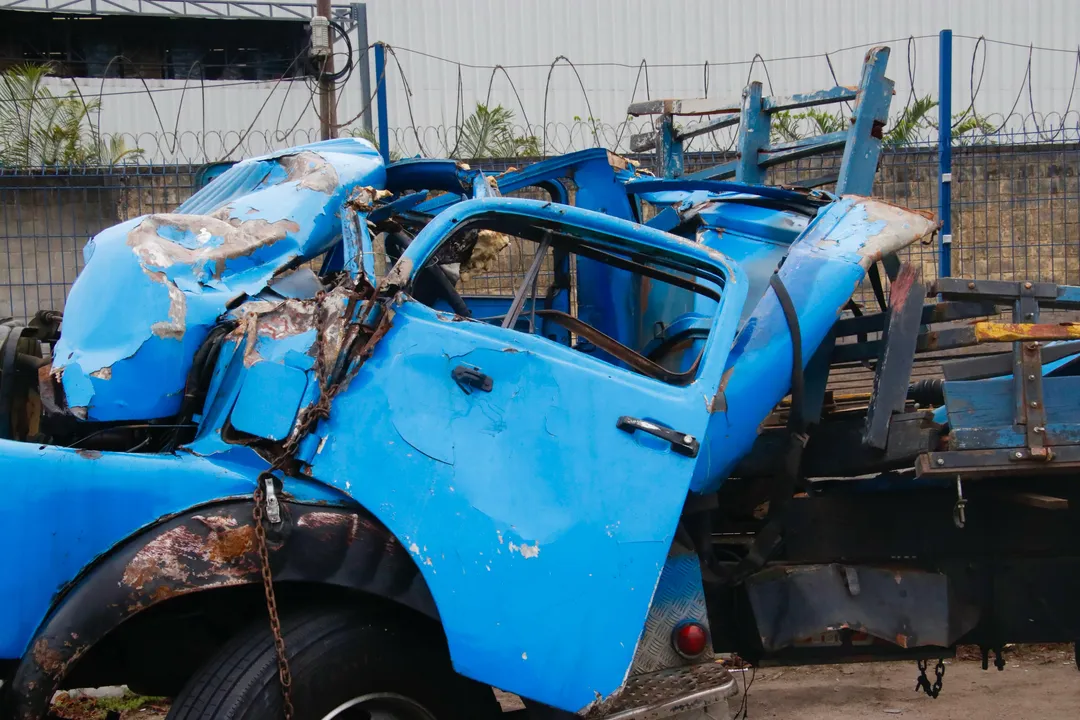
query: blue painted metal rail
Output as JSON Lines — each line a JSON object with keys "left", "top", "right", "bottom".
{"left": 626, "top": 46, "right": 894, "bottom": 197}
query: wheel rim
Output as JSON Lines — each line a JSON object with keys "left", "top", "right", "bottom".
{"left": 320, "top": 692, "right": 438, "bottom": 720}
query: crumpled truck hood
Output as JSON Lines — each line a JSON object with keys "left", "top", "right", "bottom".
{"left": 50, "top": 138, "right": 385, "bottom": 422}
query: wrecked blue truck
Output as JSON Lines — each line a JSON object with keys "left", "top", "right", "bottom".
{"left": 5, "top": 46, "right": 1080, "bottom": 720}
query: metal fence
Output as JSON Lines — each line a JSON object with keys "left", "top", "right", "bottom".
{"left": 0, "top": 165, "right": 197, "bottom": 321}
{"left": 2, "top": 136, "right": 1079, "bottom": 322}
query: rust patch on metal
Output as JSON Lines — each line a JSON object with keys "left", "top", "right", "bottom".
{"left": 121, "top": 517, "right": 259, "bottom": 595}
{"left": 314, "top": 288, "right": 353, "bottom": 379}
{"left": 345, "top": 185, "right": 392, "bottom": 212}
{"left": 718, "top": 366, "right": 736, "bottom": 393}
{"left": 297, "top": 511, "right": 352, "bottom": 530}
{"left": 888, "top": 263, "right": 920, "bottom": 313}
{"left": 297, "top": 511, "right": 360, "bottom": 544}
{"left": 75, "top": 449, "right": 101, "bottom": 459}
{"left": 32, "top": 637, "right": 63, "bottom": 676}
{"left": 122, "top": 526, "right": 204, "bottom": 588}
{"left": 146, "top": 270, "right": 187, "bottom": 340}
{"left": 231, "top": 289, "right": 356, "bottom": 369}
{"left": 38, "top": 363, "right": 65, "bottom": 416}
{"left": 841, "top": 197, "right": 939, "bottom": 269}
{"left": 195, "top": 515, "right": 257, "bottom": 563}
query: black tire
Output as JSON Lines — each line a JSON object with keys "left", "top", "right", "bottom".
{"left": 167, "top": 605, "right": 501, "bottom": 720}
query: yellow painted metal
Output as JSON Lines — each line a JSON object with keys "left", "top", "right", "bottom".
{"left": 972, "top": 321, "right": 1080, "bottom": 343}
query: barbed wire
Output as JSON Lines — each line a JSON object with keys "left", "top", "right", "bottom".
{"left": 6, "top": 32, "right": 1080, "bottom": 165}
{"left": 365, "top": 34, "right": 1080, "bottom": 160}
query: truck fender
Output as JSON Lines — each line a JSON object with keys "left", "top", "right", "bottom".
{"left": 9, "top": 500, "right": 435, "bottom": 720}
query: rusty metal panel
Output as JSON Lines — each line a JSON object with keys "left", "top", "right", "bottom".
{"left": 746, "top": 564, "right": 978, "bottom": 652}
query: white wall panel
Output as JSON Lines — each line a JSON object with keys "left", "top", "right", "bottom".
{"left": 30, "top": 0, "right": 1079, "bottom": 159}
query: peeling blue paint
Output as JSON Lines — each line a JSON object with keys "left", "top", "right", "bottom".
{"left": 51, "top": 138, "right": 384, "bottom": 422}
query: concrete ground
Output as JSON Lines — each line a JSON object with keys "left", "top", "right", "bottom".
{"left": 736, "top": 644, "right": 1080, "bottom": 719}
{"left": 51, "top": 645, "right": 1080, "bottom": 719}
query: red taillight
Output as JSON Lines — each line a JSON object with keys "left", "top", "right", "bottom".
{"left": 673, "top": 621, "right": 708, "bottom": 658}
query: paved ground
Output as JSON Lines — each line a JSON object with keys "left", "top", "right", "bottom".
{"left": 737, "top": 644, "right": 1080, "bottom": 719}
{"left": 51, "top": 645, "right": 1080, "bottom": 719}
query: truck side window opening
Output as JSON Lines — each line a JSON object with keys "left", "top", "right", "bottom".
{"left": 408, "top": 216, "right": 725, "bottom": 386}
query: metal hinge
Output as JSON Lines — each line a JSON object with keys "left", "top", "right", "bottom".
{"left": 264, "top": 476, "right": 282, "bottom": 524}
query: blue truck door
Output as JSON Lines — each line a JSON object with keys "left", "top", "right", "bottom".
{"left": 308, "top": 199, "right": 747, "bottom": 712}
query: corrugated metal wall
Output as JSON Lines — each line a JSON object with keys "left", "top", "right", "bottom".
{"left": 34, "top": 0, "right": 1080, "bottom": 160}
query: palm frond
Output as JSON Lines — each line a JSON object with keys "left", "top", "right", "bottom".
{"left": 884, "top": 95, "right": 938, "bottom": 147}
{"left": 0, "top": 63, "right": 139, "bottom": 167}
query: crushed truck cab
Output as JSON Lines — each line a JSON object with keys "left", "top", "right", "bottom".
{"left": 3, "top": 45, "right": 1080, "bottom": 720}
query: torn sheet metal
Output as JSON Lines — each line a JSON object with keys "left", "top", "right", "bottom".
{"left": 50, "top": 138, "right": 384, "bottom": 422}
{"left": 691, "top": 197, "right": 937, "bottom": 492}
{"left": 185, "top": 286, "right": 354, "bottom": 456}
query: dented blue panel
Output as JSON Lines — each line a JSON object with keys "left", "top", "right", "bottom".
{"left": 302, "top": 198, "right": 747, "bottom": 712}
{"left": 51, "top": 138, "right": 384, "bottom": 422}
{"left": 231, "top": 362, "right": 308, "bottom": 441}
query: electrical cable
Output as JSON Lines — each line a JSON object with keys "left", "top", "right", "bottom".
{"left": 374, "top": 44, "right": 427, "bottom": 156}
{"left": 448, "top": 64, "right": 465, "bottom": 158}
{"left": 220, "top": 48, "right": 312, "bottom": 161}
{"left": 323, "top": 20, "right": 355, "bottom": 84}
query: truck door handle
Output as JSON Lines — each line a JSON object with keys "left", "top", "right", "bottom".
{"left": 617, "top": 416, "right": 699, "bottom": 457}
{"left": 452, "top": 364, "right": 493, "bottom": 394}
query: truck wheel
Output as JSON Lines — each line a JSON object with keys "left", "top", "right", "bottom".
{"left": 167, "top": 605, "right": 501, "bottom": 720}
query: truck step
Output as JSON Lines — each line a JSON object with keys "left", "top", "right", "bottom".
{"left": 581, "top": 662, "right": 738, "bottom": 719}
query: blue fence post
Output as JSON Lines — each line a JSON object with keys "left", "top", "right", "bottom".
{"left": 938, "top": 29, "right": 953, "bottom": 277}
{"left": 374, "top": 42, "right": 391, "bottom": 164}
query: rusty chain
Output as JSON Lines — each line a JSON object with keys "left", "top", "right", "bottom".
{"left": 252, "top": 474, "right": 295, "bottom": 720}
{"left": 915, "top": 658, "right": 946, "bottom": 699}
{"left": 248, "top": 285, "right": 388, "bottom": 719}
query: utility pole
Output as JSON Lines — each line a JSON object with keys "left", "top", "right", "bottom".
{"left": 315, "top": 0, "right": 338, "bottom": 140}
{"left": 351, "top": 3, "right": 373, "bottom": 134}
